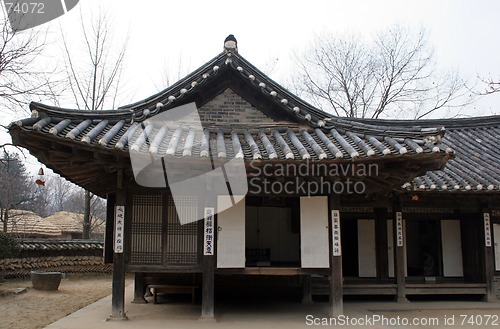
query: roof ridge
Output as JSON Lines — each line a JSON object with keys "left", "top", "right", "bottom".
{"left": 23, "top": 49, "right": 448, "bottom": 137}
{"left": 350, "top": 115, "right": 500, "bottom": 129}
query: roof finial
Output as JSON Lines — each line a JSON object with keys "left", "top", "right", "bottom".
{"left": 224, "top": 34, "right": 238, "bottom": 54}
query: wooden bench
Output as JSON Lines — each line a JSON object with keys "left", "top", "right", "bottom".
{"left": 147, "top": 284, "right": 198, "bottom": 304}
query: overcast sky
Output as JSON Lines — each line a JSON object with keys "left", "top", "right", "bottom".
{"left": 2, "top": 0, "right": 500, "bottom": 168}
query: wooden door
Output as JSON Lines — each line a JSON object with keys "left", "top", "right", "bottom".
{"left": 493, "top": 223, "right": 500, "bottom": 271}
{"left": 441, "top": 220, "right": 464, "bottom": 277}
{"left": 300, "top": 196, "right": 329, "bottom": 268}
{"left": 358, "top": 219, "right": 376, "bottom": 277}
{"left": 217, "top": 196, "right": 245, "bottom": 268}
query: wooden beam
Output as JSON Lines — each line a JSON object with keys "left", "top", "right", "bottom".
{"left": 214, "top": 267, "right": 330, "bottom": 275}
{"left": 103, "top": 194, "right": 115, "bottom": 264}
{"left": 132, "top": 272, "right": 147, "bottom": 304}
{"left": 93, "top": 151, "right": 115, "bottom": 162}
{"left": 201, "top": 254, "right": 215, "bottom": 320}
{"left": 71, "top": 146, "right": 94, "bottom": 159}
{"left": 393, "top": 200, "right": 409, "bottom": 303}
{"left": 328, "top": 195, "right": 343, "bottom": 317}
{"left": 375, "top": 208, "right": 389, "bottom": 280}
{"left": 403, "top": 195, "right": 500, "bottom": 209}
{"left": 126, "top": 264, "right": 202, "bottom": 273}
{"left": 108, "top": 173, "right": 128, "bottom": 321}
{"left": 482, "top": 210, "right": 496, "bottom": 302}
{"left": 201, "top": 205, "right": 216, "bottom": 321}
{"left": 302, "top": 275, "right": 313, "bottom": 304}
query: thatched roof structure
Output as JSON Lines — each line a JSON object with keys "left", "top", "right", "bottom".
{"left": 4, "top": 210, "right": 105, "bottom": 239}
{"left": 44, "top": 211, "right": 84, "bottom": 233}
{"left": 5, "top": 210, "right": 61, "bottom": 237}
{"left": 44, "top": 211, "right": 105, "bottom": 238}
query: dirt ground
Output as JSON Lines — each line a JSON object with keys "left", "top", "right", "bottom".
{"left": 0, "top": 273, "right": 128, "bottom": 329}
{"left": 2, "top": 274, "right": 499, "bottom": 329}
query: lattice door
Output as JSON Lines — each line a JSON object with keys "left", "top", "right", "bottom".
{"left": 165, "top": 195, "right": 200, "bottom": 265}
{"left": 129, "top": 194, "right": 164, "bottom": 264}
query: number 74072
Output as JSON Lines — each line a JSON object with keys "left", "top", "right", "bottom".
{"left": 5, "top": 2, "right": 45, "bottom": 14}
{"left": 460, "top": 315, "right": 499, "bottom": 326}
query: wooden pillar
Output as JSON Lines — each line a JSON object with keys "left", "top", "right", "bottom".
{"left": 375, "top": 208, "right": 389, "bottom": 281}
{"left": 393, "top": 201, "right": 408, "bottom": 303}
{"left": 200, "top": 207, "right": 215, "bottom": 320}
{"left": 103, "top": 194, "right": 115, "bottom": 264}
{"left": 201, "top": 256, "right": 215, "bottom": 319}
{"left": 482, "top": 210, "right": 496, "bottom": 302}
{"left": 107, "top": 187, "right": 128, "bottom": 321}
{"left": 132, "top": 272, "right": 147, "bottom": 303}
{"left": 328, "top": 195, "right": 343, "bottom": 316}
{"left": 302, "top": 275, "right": 313, "bottom": 304}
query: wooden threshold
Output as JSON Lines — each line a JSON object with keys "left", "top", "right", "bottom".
{"left": 126, "top": 265, "right": 202, "bottom": 273}
{"left": 216, "top": 267, "right": 330, "bottom": 276}
{"left": 313, "top": 283, "right": 487, "bottom": 296}
{"left": 405, "top": 283, "right": 487, "bottom": 295}
{"left": 314, "top": 284, "right": 398, "bottom": 296}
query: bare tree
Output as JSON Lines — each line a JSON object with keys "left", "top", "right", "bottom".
{"left": 61, "top": 7, "right": 127, "bottom": 111}
{"left": 479, "top": 75, "right": 500, "bottom": 95}
{"left": 60, "top": 5, "right": 127, "bottom": 239}
{"left": 38, "top": 174, "right": 76, "bottom": 215}
{"left": 0, "top": 152, "right": 38, "bottom": 232}
{"left": 33, "top": 173, "right": 106, "bottom": 239}
{"left": 291, "top": 25, "right": 472, "bottom": 119}
{"left": 151, "top": 54, "right": 191, "bottom": 92}
{"left": 88, "top": 192, "right": 106, "bottom": 239}
{"left": 61, "top": 184, "right": 106, "bottom": 239}
{"left": 0, "top": 8, "right": 61, "bottom": 153}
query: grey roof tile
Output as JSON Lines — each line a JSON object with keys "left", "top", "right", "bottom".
{"left": 14, "top": 113, "right": 448, "bottom": 161}
{"left": 408, "top": 119, "right": 500, "bottom": 192}
{"left": 17, "top": 239, "right": 103, "bottom": 251}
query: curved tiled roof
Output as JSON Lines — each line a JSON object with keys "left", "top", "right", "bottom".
{"left": 10, "top": 51, "right": 449, "bottom": 163}
{"left": 406, "top": 116, "right": 500, "bottom": 192}
{"left": 21, "top": 51, "right": 444, "bottom": 135}
{"left": 12, "top": 120, "right": 448, "bottom": 162}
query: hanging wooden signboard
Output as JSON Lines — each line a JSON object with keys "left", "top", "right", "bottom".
{"left": 204, "top": 207, "right": 215, "bottom": 255}
{"left": 396, "top": 212, "right": 404, "bottom": 247}
{"left": 484, "top": 213, "right": 492, "bottom": 247}
{"left": 114, "top": 205, "right": 125, "bottom": 253}
{"left": 331, "top": 210, "right": 341, "bottom": 256}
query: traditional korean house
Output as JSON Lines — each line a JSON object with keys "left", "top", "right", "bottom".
{"left": 334, "top": 116, "right": 500, "bottom": 302}
{"left": 8, "top": 36, "right": 499, "bottom": 320}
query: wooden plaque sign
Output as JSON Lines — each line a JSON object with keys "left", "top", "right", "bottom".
{"left": 396, "top": 212, "right": 404, "bottom": 247}
{"left": 484, "top": 213, "right": 492, "bottom": 247}
{"left": 114, "top": 205, "right": 125, "bottom": 253}
{"left": 331, "top": 210, "right": 341, "bottom": 256}
{"left": 204, "top": 207, "right": 215, "bottom": 255}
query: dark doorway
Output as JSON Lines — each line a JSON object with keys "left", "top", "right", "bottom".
{"left": 406, "top": 220, "right": 441, "bottom": 277}
{"left": 245, "top": 197, "right": 300, "bottom": 267}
